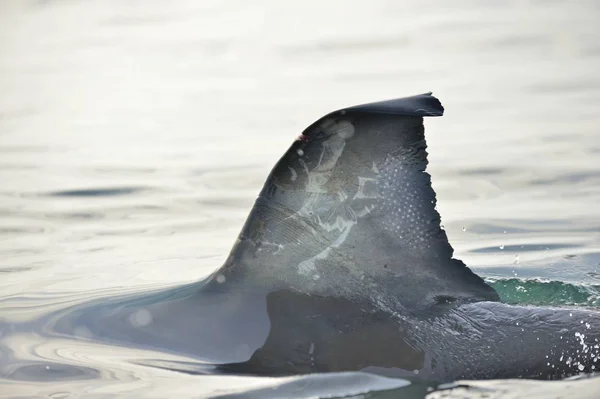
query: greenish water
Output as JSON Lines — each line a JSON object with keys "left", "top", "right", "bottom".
{"left": 488, "top": 278, "right": 600, "bottom": 308}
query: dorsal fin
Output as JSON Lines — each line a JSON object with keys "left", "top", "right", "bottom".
{"left": 219, "top": 93, "right": 498, "bottom": 309}
{"left": 341, "top": 92, "right": 444, "bottom": 117}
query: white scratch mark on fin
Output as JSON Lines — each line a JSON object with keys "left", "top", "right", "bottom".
{"left": 297, "top": 214, "right": 356, "bottom": 277}
{"left": 288, "top": 166, "right": 297, "bottom": 181}
{"left": 355, "top": 205, "right": 374, "bottom": 217}
{"left": 353, "top": 176, "right": 379, "bottom": 200}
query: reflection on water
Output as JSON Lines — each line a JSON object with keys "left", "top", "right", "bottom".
{"left": 45, "top": 187, "right": 148, "bottom": 198}
{"left": 6, "top": 362, "right": 100, "bottom": 383}
{"left": 1, "top": 0, "right": 599, "bottom": 397}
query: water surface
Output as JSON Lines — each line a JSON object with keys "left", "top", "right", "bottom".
{"left": 1, "top": 0, "right": 599, "bottom": 397}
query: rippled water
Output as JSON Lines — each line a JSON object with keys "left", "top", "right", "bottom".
{"left": 1, "top": 0, "right": 599, "bottom": 397}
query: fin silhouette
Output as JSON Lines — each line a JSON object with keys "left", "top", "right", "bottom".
{"left": 215, "top": 93, "right": 499, "bottom": 310}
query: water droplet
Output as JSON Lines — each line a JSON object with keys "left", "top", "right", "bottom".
{"left": 462, "top": 227, "right": 466, "bottom": 232}
{"left": 513, "top": 254, "right": 520, "bottom": 264}
{"left": 129, "top": 309, "right": 153, "bottom": 328}
{"left": 578, "top": 364, "right": 585, "bottom": 371}
{"left": 216, "top": 274, "right": 226, "bottom": 284}
{"left": 499, "top": 244, "right": 504, "bottom": 250}
{"left": 297, "top": 149, "right": 304, "bottom": 156}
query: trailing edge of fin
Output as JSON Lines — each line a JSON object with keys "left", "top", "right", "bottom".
{"left": 341, "top": 92, "right": 444, "bottom": 117}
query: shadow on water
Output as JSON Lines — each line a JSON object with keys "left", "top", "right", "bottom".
{"left": 471, "top": 243, "right": 581, "bottom": 254}
{"left": 45, "top": 187, "right": 148, "bottom": 198}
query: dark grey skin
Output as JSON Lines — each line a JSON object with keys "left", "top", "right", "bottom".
{"left": 35, "top": 94, "right": 599, "bottom": 382}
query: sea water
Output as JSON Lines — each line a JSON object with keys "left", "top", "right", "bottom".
{"left": 1, "top": 0, "right": 599, "bottom": 397}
